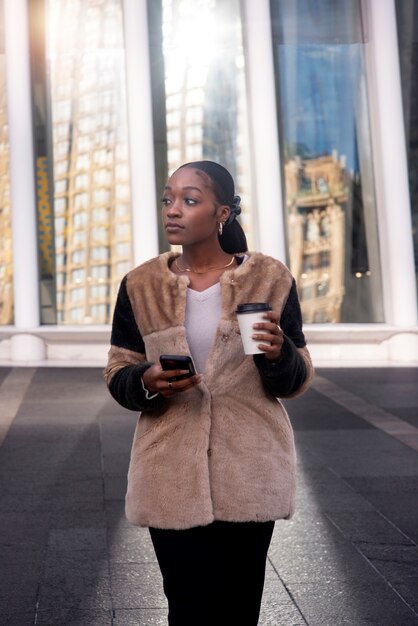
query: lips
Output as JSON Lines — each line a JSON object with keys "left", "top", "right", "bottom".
{"left": 165, "top": 222, "right": 184, "bottom": 231}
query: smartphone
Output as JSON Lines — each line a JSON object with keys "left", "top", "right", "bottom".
{"left": 159, "top": 355, "right": 196, "bottom": 381}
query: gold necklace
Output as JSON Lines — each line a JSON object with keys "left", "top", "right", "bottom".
{"left": 175, "top": 256, "right": 235, "bottom": 274}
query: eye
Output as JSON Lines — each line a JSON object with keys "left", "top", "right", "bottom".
{"left": 185, "top": 197, "right": 198, "bottom": 206}
{"left": 161, "top": 196, "right": 171, "bottom": 206}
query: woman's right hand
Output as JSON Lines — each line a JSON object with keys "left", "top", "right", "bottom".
{"left": 142, "top": 364, "right": 202, "bottom": 398}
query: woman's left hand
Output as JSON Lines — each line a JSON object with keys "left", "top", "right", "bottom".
{"left": 252, "top": 310, "right": 284, "bottom": 361}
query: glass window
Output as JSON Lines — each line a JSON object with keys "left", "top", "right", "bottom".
{"left": 271, "top": 0, "right": 384, "bottom": 322}
{"left": 115, "top": 242, "right": 131, "bottom": 257}
{"left": 36, "top": 0, "right": 134, "bottom": 324}
{"left": 91, "top": 265, "right": 109, "bottom": 279}
{"left": 0, "top": 3, "right": 14, "bottom": 325}
{"left": 91, "top": 226, "right": 109, "bottom": 243}
{"left": 73, "top": 211, "right": 88, "bottom": 228}
{"left": 90, "top": 303, "right": 108, "bottom": 321}
{"left": 94, "top": 168, "right": 112, "bottom": 185}
{"left": 71, "top": 287, "right": 85, "bottom": 303}
{"left": 75, "top": 174, "right": 89, "bottom": 190}
{"left": 91, "top": 284, "right": 108, "bottom": 299}
{"left": 72, "top": 231, "right": 86, "bottom": 246}
{"left": 149, "top": 0, "right": 254, "bottom": 249}
{"left": 54, "top": 161, "right": 68, "bottom": 176}
{"left": 396, "top": 1, "right": 418, "bottom": 298}
{"left": 71, "top": 268, "right": 86, "bottom": 284}
{"left": 116, "top": 260, "right": 131, "bottom": 276}
{"left": 114, "top": 222, "right": 130, "bottom": 238}
{"left": 92, "top": 207, "right": 110, "bottom": 222}
{"left": 91, "top": 246, "right": 109, "bottom": 262}
{"left": 115, "top": 203, "right": 129, "bottom": 217}
{"left": 92, "top": 188, "right": 111, "bottom": 204}
{"left": 70, "top": 306, "right": 84, "bottom": 322}
{"left": 55, "top": 179, "right": 68, "bottom": 193}
{"left": 72, "top": 250, "right": 86, "bottom": 265}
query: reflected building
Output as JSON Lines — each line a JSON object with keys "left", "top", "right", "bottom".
{"left": 286, "top": 154, "right": 347, "bottom": 322}
{"left": 161, "top": 0, "right": 253, "bottom": 245}
{"left": 47, "top": 0, "right": 132, "bottom": 324}
{"left": 0, "top": 55, "right": 12, "bottom": 325}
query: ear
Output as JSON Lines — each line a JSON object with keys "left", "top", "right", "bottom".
{"left": 217, "top": 204, "right": 230, "bottom": 224}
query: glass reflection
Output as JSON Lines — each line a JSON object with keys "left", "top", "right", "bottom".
{"left": 0, "top": 0, "right": 13, "bottom": 325}
{"left": 271, "top": 0, "right": 384, "bottom": 323}
{"left": 156, "top": 0, "right": 253, "bottom": 247}
{"left": 396, "top": 1, "right": 418, "bottom": 298}
{"left": 45, "top": 0, "right": 132, "bottom": 324}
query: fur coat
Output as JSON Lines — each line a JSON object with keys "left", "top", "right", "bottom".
{"left": 104, "top": 251, "right": 314, "bottom": 529}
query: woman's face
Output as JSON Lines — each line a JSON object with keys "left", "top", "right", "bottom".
{"left": 161, "top": 167, "right": 229, "bottom": 247}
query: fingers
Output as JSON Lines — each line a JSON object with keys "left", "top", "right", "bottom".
{"left": 252, "top": 311, "right": 283, "bottom": 360}
{"left": 165, "top": 373, "right": 201, "bottom": 392}
{"left": 144, "top": 365, "right": 202, "bottom": 398}
{"left": 161, "top": 375, "right": 202, "bottom": 397}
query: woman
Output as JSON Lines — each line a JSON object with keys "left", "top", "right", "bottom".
{"left": 104, "top": 160, "right": 314, "bottom": 626}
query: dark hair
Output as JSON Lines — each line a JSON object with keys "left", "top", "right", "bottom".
{"left": 178, "top": 160, "right": 248, "bottom": 254}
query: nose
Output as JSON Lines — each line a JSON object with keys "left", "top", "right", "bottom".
{"left": 166, "top": 198, "right": 182, "bottom": 217}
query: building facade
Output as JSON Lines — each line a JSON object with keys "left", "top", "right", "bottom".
{"left": 0, "top": 0, "right": 417, "bottom": 366}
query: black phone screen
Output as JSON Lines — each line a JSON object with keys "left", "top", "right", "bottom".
{"left": 159, "top": 355, "right": 196, "bottom": 380}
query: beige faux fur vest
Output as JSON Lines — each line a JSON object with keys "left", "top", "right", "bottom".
{"left": 107, "top": 251, "right": 313, "bottom": 529}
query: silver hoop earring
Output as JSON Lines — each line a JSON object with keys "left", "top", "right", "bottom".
{"left": 218, "top": 222, "right": 223, "bottom": 236}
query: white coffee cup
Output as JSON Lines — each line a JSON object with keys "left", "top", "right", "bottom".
{"left": 236, "top": 303, "right": 272, "bottom": 355}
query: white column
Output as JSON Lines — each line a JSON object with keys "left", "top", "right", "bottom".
{"left": 122, "top": 0, "right": 159, "bottom": 266}
{"left": 4, "top": 0, "right": 46, "bottom": 361}
{"left": 242, "top": 0, "right": 286, "bottom": 261}
{"left": 366, "top": 0, "right": 418, "bottom": 326}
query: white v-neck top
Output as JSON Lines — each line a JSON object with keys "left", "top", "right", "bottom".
{"left": 185, "top": 283, "right": 222, "bottom": 375}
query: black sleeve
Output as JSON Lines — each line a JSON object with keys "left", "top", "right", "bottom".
{"left": 108, "top": 362, "right": 165, "bottom": 412}
{"left": 106, "top": 276, "right": 165, "bottom": 412}
{"left": 253, "top": 279, "right": 308, "bottom": 397}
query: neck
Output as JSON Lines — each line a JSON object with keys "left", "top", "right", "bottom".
{"left": 179, "top": 242, "right": 231, "bottom": 272}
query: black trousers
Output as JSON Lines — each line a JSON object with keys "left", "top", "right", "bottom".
{"left": 149, "top": 520, "right": 275, "bottom": 626}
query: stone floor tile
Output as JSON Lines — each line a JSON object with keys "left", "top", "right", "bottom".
{"left": 317, "top": 366, "right": 418, "bottom": 389}
{"left": 295, "top": 430, "right": 418, "bottom": 477}
{"left": 108, "top": 526, "right": 157, "bottom": 564}
{"left": 0, "top": 366, "right": 12, "bottom": 384}
{"left": 295, "top": 481, "right": 375, "bottom": 513}
{"left": 260, "top": 571, "right": 307, "bottom": 625}
{"left": 287, "top": 580, "right": 418, "bottom": 626}
{"left": 361, "top": 492, "right": 418, "bottom": 519}
{"left": 50, "top": 510, "right": 107, "bottom": 530}
{"left": 38, "top": 555, "right": 111, "bottom": 611}
{"left": 111, "top": 562, "right": 167, "bottom": 609}
{"left": 102, "top": 452, "right": 130, "bottom": 477}
{"left": 0, "top": 586, "right": 38, "bottom": 613}
{"left": 35, "top": 609, "right": 113, "bottom": 625}
{"left": 385, "top": 516, "right": 418, "bottom": 544}
{"left": 113, "top": 609, "right": 168, "bottom": 625}
{"left": 0, "top": 545, "right": 44, "bottom": 566}
{"left": 355, "top": 543, "right": 418, "bottom": 583}
{"left": 395, "top": 578, "right": 418, "bottom": 613}
{"left": 47, "top": 527, "right": 107, "bottom": 553}
{"left": 284, "top": 389, "right": 374, "bottom": 431}
{"left": 273, "top": 512, "right": 345, "bottom": 545}
{"left": 105, "top": 501, "right": 131, "bottom": 529}
{"left": 343, "top": 476, "right": 418, "bottom": 494}
{"left": 385, "top": 406, "right": 418, "bottom": 427}
{"left": 104, "top": 475, "right": 127, "bottom": 501}
{"left": 268, "top": 537, "right": 378, "bottom": 585}
{"left": 325, "top": 510, "right": 415, "bottom": 545}
{"left": 0, "top": 612, "right": 35, "bottom": 626}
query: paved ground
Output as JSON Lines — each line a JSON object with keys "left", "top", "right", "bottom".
{"left": 0, "top": 366, "right": 417, "bottom": 626}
